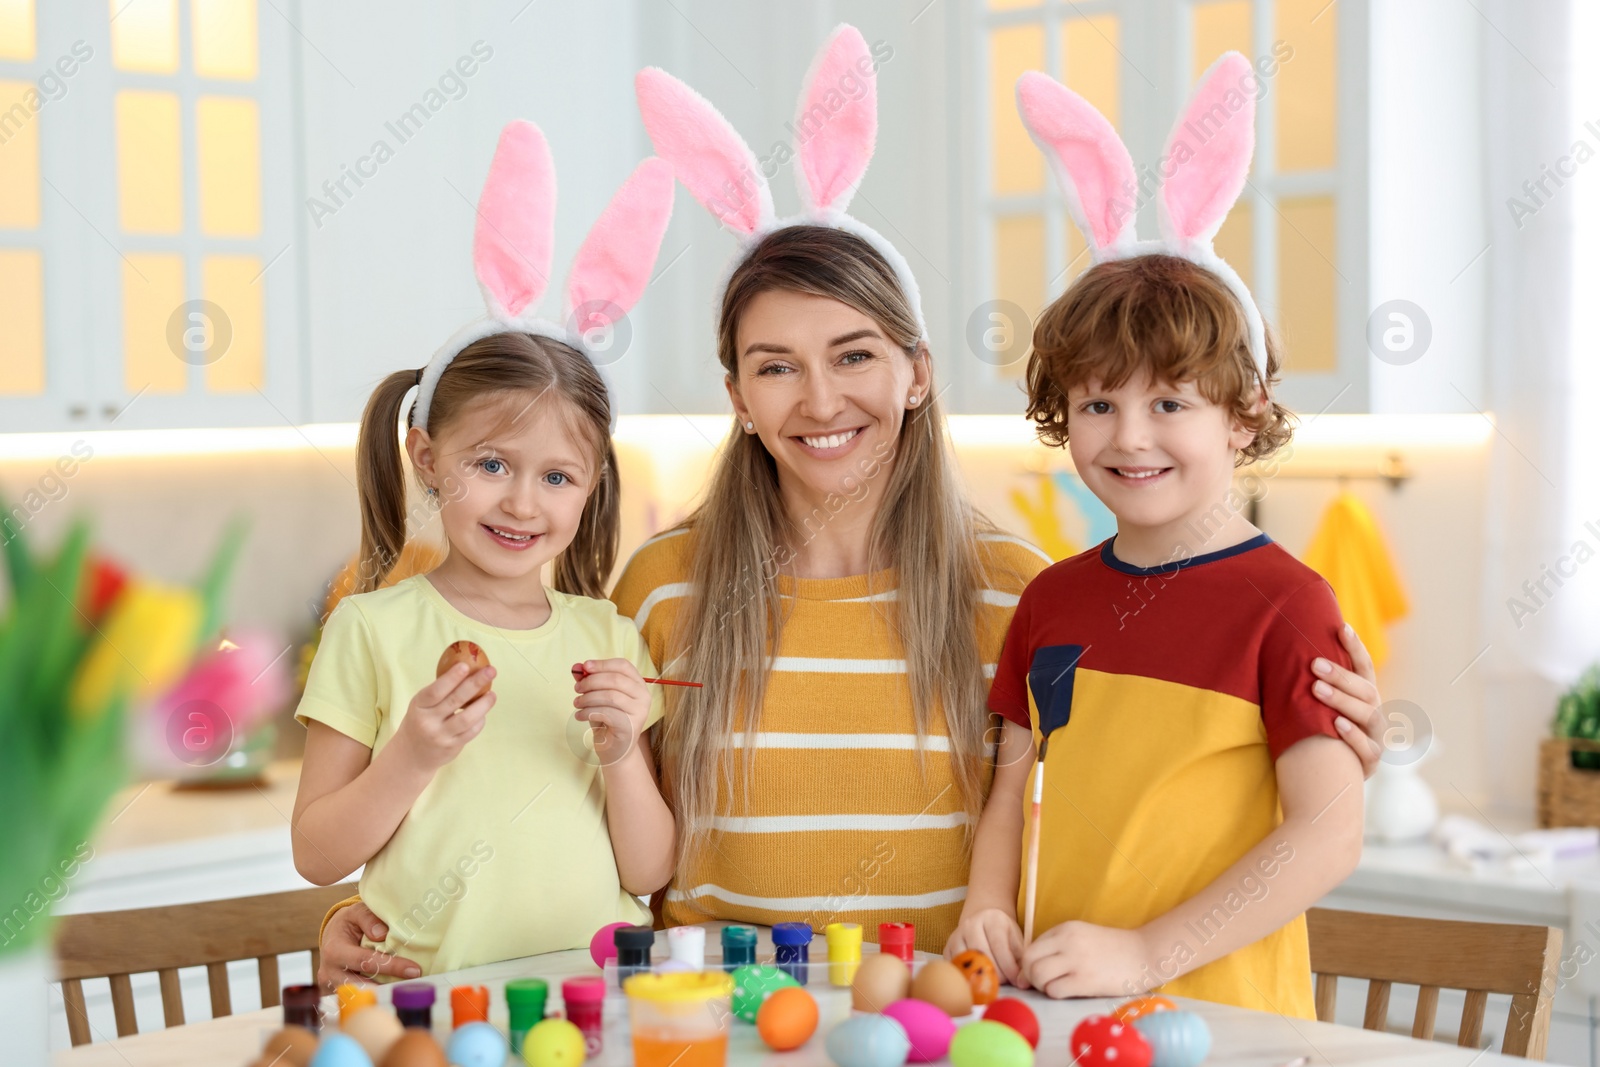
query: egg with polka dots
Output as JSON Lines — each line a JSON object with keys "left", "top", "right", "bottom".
{"left": 1071, "top": 1014, "right": 1154, "bottom": 1067}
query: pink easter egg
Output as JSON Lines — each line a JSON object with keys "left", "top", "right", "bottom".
{"left": 882, "top": 998, "right": 956, "bottom": 1063}
{"left": 590, "top": 921, "right": 631, "bottom": 968}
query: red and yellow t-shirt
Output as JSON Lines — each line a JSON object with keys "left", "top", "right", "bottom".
{"left": 989, "top": 534, "right": 1350, "bottom": 1018}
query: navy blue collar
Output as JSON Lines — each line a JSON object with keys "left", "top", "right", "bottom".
{"left": 1099, "top": 532, "right": 1272, "bottom": 577}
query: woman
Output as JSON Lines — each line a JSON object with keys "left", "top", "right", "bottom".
{"left": 314, "top": 226, "right": 1386, "bottom": 988}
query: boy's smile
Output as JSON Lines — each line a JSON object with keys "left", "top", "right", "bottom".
{"left": 1067, "top": 374, "right": 1260, "bottom": 566}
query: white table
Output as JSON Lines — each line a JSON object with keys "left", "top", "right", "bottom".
{"left": 54, "top": 937, "right": 1535, "bottom": 1067}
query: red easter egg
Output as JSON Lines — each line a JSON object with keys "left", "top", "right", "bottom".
{"left": 981, "top": 998, "right": 1040, "bottom": 1049}
{"left": 1072, "top": 1013, "right": 1154, "bottom": 1067}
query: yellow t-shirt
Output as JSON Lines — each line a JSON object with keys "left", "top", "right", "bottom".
{"left": 295, "top": 574, "right": 662, "bottom": 975}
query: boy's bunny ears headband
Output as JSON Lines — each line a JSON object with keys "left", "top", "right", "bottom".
{"left": 635, "top": 24, "right": 926, "bottom": 341}
{"left": 413, "top": 120, "right": 675, "bottom": 432}
{"left": 1017, "top": 51, "right": 1268, "bottom": 378}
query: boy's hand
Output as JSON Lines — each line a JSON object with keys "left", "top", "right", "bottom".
{"left": 946, "top": 906, "right": 1026, "bottom": 986}
{"left": 393, "top": 662, "right": 496, "bottom": 774}
{"left": 1020, "top": 920, "right": 1158, "bottom": 999}
{"left": 573, "top": 658, "right": 650, "bottom": 767}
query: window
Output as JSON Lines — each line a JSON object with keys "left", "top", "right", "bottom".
{"left": 974, "top": 0, "right": 1357, "bottom": 399}
{"left": 0, "top": 0, "right": 45, "bottom": 399}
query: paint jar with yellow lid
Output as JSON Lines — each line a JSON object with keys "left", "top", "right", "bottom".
{"left": 624, "top": 971, "right": 735, "bottom": 1067}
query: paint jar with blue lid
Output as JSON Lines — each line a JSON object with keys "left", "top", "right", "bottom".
{"left": 771, "top": 922, "right": 814, "bottom": 985}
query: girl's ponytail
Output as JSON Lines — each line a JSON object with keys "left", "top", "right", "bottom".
{"left": 553, "top": 437, "right": 620, "bottom": 600}
{"left": 355, "top": 369, "right": 419, "bottom": 594}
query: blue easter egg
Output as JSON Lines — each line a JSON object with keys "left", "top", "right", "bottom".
{"left": 445, "top": 1020, "right": 507, "bottom": 1067}
{"left": 1133, "top": 1009, "right": 1212, "bottom": 1067}
{"left": 825, "top": 1013, "right": 912, "bottom": 1067}
{"left": 308, "top": 1033, "right": 373, "bottom": 1067}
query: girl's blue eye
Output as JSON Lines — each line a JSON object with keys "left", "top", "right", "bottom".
{"left": 480, "top": 458, "right": 506, "bottom": 475}
{"left": 544, "top": 471, "right": 569, "bottom": 487}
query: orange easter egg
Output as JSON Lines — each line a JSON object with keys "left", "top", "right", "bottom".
{"left": 757, "top": 986, "right": 819, "bottom": 1051}
{"left": 952, "top": 949, "right": 1000, "bottom": 1005}
{"left": 1113, "top": 995, "right": 1177, "bottom": 1023}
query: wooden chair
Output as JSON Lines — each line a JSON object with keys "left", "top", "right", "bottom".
{"left": 53, "top": 883, "right": 355, "bottom": 1047}
{"left": 1306, "top": 907, "right": 1564, "bottom": 1060}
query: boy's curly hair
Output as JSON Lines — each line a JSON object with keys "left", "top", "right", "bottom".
{"left": 1024, "top": 255, "right": 1293, "bottom": 465}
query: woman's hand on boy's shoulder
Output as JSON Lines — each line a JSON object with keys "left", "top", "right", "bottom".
{"left": 572, "top": 657, "right": 651, "bottom": 769}
{"left": 1314, "top": 624, "right": 1385, "bottom": 779}
{"left": 1019, "top": 919, "right": 1157, "bottom": 999}
{"left": 946, "top": 906, "right": 1026, "bottom": 987}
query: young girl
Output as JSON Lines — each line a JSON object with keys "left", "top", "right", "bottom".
{"left": 290, "top": 121, "right": 677, "bottom": 975}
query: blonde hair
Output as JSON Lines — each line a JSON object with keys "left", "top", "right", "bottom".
{"left": 355, "top": 332, "right": 620, "bottom": 598}
{"left": 658, "top": 226, "right": 1008, "bottom": 871}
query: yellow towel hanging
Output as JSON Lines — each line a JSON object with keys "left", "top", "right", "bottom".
{"left": 1301, "top": 491, "right": 1409, "bottom": 669}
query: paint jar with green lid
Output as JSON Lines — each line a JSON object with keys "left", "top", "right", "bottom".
{"left": 505, "top": 978, "right": 549, "bottom": 1055}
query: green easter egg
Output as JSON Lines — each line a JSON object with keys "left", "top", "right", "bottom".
{"left": 950, "top": 1020, "right": 1035, "bottom": 1067}
{"left": 731, "top": 964, "right": 800, "bottom": 1023}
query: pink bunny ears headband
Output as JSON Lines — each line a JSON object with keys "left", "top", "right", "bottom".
{"left": 413, "top": 120, "right": 675, "bottom": 432}
{"left": 635, "top": 24, "right": 926, "bottom": 341}
{"left": 1017, "top": 51, "right": 1268, "bottom": 378}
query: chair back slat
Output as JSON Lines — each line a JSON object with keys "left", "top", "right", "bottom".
{"left": 157, "top": 968, "right": 185, "bottom": 1027}
{"left": 1459, "top": 989, "right": 1490, "bottom": 1049}
{"left": 259, "top": 954, "right": 281, "bottom": 1009}
{"left": 108, "top": 973, "right": 137, "bottom": 1037}
{"left": 1412, "top": 985, "right": 1440, "bottom": 1041}
{"left": 1362, "top": 979, "right": 1391, "bottom": 1031}
{"left": 61, "top": 978, "right": 91, "bottom": 1047}
{"left": 206, "top": 960, "right": 233, "bottom": 1018}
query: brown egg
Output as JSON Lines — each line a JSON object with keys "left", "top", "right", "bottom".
{"left": 380, "top": 1029, "right": 449, "bottom": 1067}
{"left": 911, "top": 958, "right": 974, "bottom": 1017}
{"left": 340, "top": 1006, "right": 405, "bottom": 1061}
{"left": 436, "top": 641, "right": 492, "bottom": 698}
{"left": 261, "top": 1026, "right": 318, "bottom": 1067}
{"left": 851, "top": 952, "right": 911, "bottom": 1012}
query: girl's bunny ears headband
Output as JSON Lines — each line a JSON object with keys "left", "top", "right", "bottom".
{"left": 635, "top": 24, "right": 927, "bottom": 342}
{"left": 1017, "top": 51, "right": 1269, "bottom": 378}
{"left": 413, "top": 120, "right": 675, "bottom": 432}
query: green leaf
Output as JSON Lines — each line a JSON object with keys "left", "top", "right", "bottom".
{"left": 195, "top": 516, "right": 249, "bottom": 648}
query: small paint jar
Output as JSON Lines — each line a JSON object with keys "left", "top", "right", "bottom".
{"left": 563, "top": 975, "right": 607, "bottom": 1058}
{"left": 826, "top": 922, "right": 863, "bottom": 986}
{"left": 615, "top": 925, "right": 656, "bottom": 986}
{"left": 667, "top": 925, "right": 706, "bottom": 970}
{"left": 771, "top": 922, "right": 814, "bottom": 985}
{"left": 451, "top": 984, "right": 489, "bottom": 1027}
{"left": 391, "top": 982, "right": 435, "bottom": 1029}
{"left": 281, "top": 984, "right": 322, "bottom": 1033}
{"left": 336, "top": 983, "right": 376, "bottom": 1023}
{"left": 721, "top": 925, "right": 758, "bottom": 971}
{"left": 879, "top": 922, "right": 916, "bottom": 963}
{"left": 506, "top": 978, "right": 548, "bottom": 1056}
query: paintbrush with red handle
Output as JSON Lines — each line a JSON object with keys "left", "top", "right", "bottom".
{"left": 571, "top": 663, "right": 702, "bottom": 688}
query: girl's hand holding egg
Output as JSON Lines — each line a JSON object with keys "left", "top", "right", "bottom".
{"left": 571, "top": 658, "right": 649, "bottom": 768}
{"left": 394, "top": 642, "right": 497, "bottom": 774}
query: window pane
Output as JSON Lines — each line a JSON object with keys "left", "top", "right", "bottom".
{"left": 0, "top": 0, "right": 34, "bottom": 62}
{"left": 989, "top": 0, "right": 1040, "bottom": 9}
{"left": 1276, "top": 0, "right": 1336, "bottom": 172}
{"left": 197, "top": 96, "right": 260, "bottom": 236}
{"left": 116, "top": 90, "right": 183, "bottom": 233}
{"left": 1192, "top": 0, "right": 1251, "bottom": 79}
{"left": 192, "top": 0, "right": 257, "bottom": 80}
{"left": 0, "top": 248, "right": 43, "bottom": 394}
{"left": 0, "top": 79, "right": 40, "bottom": 228}
{"left": 110, "top": 0, "right": 179, "bottom": 73}
{"left": 995, "top": 213, "right": 1045, "bottom": 377}
{"left": 1276, "top": 195, "right": 1336, "bottom": 373}
{"left": 202, "top": 255, "right": 262, "bottom": 392}
{"left": 1213, "top": 198, "right": 1253, "bottom": 290}
{"left": 991, "top": 24, "right": 1045, "bottom": 196}
{"left": 122, "top": 252, "right": 187, "bottom": 394}
{"left": 1062, "top": 15, "right": 1120, "bottom": 130}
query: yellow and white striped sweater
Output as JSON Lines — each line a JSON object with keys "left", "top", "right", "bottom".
{"left": 611, "top": 527, "right": 1049, "bottom": 953}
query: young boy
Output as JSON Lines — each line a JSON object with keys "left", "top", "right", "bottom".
{"left": 950, "top": 255, "right": 1365, "bottom": 1018}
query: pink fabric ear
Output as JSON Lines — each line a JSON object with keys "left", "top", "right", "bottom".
{"left": 1159, "top": 51, "right": 1256, "bottom": 246}
{"left": 635, "top": 67, "right": 772, "bottom": 236}
{"left": 1015, "top": 71, "right": 1137, "bottom": 254}
{"left": 473, "top": 120, "right": 554, "bottom": 321}
{"left": 794, "top": 24, "right": 877, "bottom": 216}
{"left": 564, "top": 157, "right": 676, "bottom": 327}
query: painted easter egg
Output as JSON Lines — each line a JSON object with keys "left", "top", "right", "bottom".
{"left": 951, "top": 949, "right": 1000, "bottom": 1005}
{"left": 757, "top": 986, "right": 819, "bottom": 1051}
{"left": 882, "top": 999, "right": 956, "bottom": 1063}
{"left": 339, "top": 1007, "right": 404, "bottom": 1062}
{"left": 909, "top": 959, "right": 973, "bottom": 1017}
{"left": 589, "top": 920, "right": 631, "bottom": 968}
{"left": 435, "top": 640, "right": 492, "bottom": 697}
{"left": 1072, "top": 1014, "right": 1153, "bottom": 1067}
{"left": 379, "top": 1030, "right": 448, "bottom": 1067}
{"left": 521, "top": 1019, "right": 584, "bottom": 1067}
{"left": 309, "top": 1033, "right": 373, "bottom": 1067}
{"left": 982, "top": 998, "right": 1040, "bottom": 1049}
{"left": 1133, "top": 1009, "right": 1212, "bottom": 1067}
{"left": 1113, "top": 995, "right": 1177, "bottom": 1023}
{"left": 851, "top": 952, "right": 911, "bottom": 1012}
{"left": 731, "top": 964, "right": 800, "bottom": 1023}
{"left": 949, "top": 1020, "right": 1034, "bottom": 1067}
{"left": 445, "top": 1021, "right": 507, "bottom": 1067}
{"left": 824, "top": 1013, "right": 911, "bottom": 1067}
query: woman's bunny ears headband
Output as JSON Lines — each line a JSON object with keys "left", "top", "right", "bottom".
{"left": 413, "top": 120, "right": 675, "bottom": 432}
{"left": 1018, "top": 51, "right": 1269, "bottom": 378}
{"left": 635, "top": 24, "right": 927, "bottom": 342}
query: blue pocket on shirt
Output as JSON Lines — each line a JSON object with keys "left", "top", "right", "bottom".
{"left": 1026, "top": 644, "right": 1086, "bottom": 742}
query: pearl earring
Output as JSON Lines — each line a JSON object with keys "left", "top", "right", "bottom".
{"left": 745, "top": 421, "right": 754, "bottom": 431}
{"left": 908, "top": 395, "right": 920, "bottom": 406}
